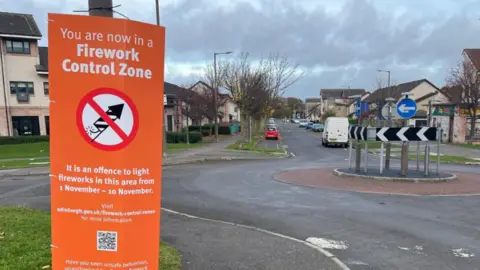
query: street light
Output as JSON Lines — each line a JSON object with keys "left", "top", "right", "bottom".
{"left": 213, "top": 51, "right": 233, "bottom": 142}
{"left": 182, "top": 102, "right": 191, "bottom": 144}
{"left": 377, "top": 69, "right": 391, "bottom": 88}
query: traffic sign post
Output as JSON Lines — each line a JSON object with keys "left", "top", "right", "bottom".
{"left": 49, "top": 14, "right": 165, "bottom": 269}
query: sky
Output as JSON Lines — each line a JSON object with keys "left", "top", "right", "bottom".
{"left": 1, "top": 0, "right": 480, "bottom": 99}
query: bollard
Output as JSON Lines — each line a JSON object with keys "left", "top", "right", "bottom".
{"left": 355, "top": 140, "right": 361, "bottom": 172}
{"left": 379, "top": 142, "right": 384, "bottom": 175}
{"left": 424, "top": 142, "right": 429, "bottom": 176}
{"left": 416, "top": 141, "right": 420, "bottom": 171}
{"left": 364, "top": 141, "right": 368, "bottom": 174}
{"left": 385, "top": 143, "right": 391, "bottom": 169}
{"left": 401, "top": 142, "right": 408, "bottom": 176}
{"left": 348, "top": 140, "right": 353, "bottom": 170}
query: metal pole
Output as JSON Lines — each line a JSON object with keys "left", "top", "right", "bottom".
{"left": 416, "top": 141, "right": 420, "bottom": 171}
{"left": 88, "top": 0, "right": 113, "bottom": 17}
{"left": 437, "top": 128, "right": 441, "bottom": 175}
{"left": 248, "top": 115, "right": 252, "bottom": 142}
{"left": 401, "top": 142, "right": 407, "bottom": 176}
{"left": 385, "top": 102, "right": 392, "bottom": 170}
{"left": 379, "top": 142, "right": 384, "bottom": 175}
{"left": 185, "top": 106, "right": 190, "bottom": 145}
{"left": 424, "top": 142, "right": 429, "bottom": 176}
{"left": 155, "top": 0, "right": 160, "bottom": 25}
{"left": 355, "top": 106, "right": 362, "bottom": 172}
{"left": 348, "top": 140, "right": 353, "bottom": 169}
{"left": 364, "top": 141, "right": 368, "bottom": 174}
{"left": 427, "top": 100, "right": 432, "bottom": 127}
{"left": 213, "top": 53, "right": 219, "bottom": 143}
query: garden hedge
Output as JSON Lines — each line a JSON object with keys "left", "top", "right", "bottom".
{"left": 0, "top": 136, "right": 49, "bottom": 145}
{"left": 166, "top": 131, "right": 202, "bottom": 144}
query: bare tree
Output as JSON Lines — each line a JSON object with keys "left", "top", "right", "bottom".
{"left": 444, "top": 61, "right": 480, "bottom": 142}
{"left": 219, "top": 53, "right": 304, "bottom": 140}
{"left": 306, "top": 104, "right": 322, "bottom": 121}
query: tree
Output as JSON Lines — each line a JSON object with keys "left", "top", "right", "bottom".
{"left": 322, "top": 109, "right": 336, "bottom": 120}
{"left": 443, "top": 61, "right": 480, "bottom": 142}
{"left": 307, "top": 103, "right": 322, "bottom": 120}
{"left": 286, "top": 97, "right": 305, "bottom": 117}
{"left": 219, "top": 53, "right": 304, "bottom": 140}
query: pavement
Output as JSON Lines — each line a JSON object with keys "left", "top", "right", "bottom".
{"left": 2, "top": 121, "right": 480, "bottom": 269}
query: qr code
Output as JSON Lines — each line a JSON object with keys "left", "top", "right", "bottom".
{"left": 97, "top": 231, "right": 117, "bottom": 252}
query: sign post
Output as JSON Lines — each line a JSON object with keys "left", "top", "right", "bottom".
{"left": 396, "top": 96, "right": 417, "bottom": 176}
{"left": 49, "top": 14, "right": 165, "bottom": 269}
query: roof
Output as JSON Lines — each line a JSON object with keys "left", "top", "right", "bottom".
{"left": 320, "top": 89, "right": 366, "bottom": 99}
{"left": 463, "top": 49, "right": 480, "bottom": 71}
{"left": 438, "top": 85, "right": 463, "bottom": 104}
{"left": 35, "top": 46, "right": 48, "bottom": 72}
{"left": 164, "top": 82, "right": 185, "bottom": 96}
{"left": 364, "top": 79, "right": 438, "bottom": 103}
{"left": 0, "top": 12, "right": 42, "bottom": 37}
{"left": 305, "top": 98, "right": 321, "bottom": 103}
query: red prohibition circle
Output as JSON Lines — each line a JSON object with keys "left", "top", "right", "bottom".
{"left": 76, "top": 87, "right": 139, "bottom": 151}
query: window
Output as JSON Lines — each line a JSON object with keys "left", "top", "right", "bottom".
{"left": 44, "top": 82, "right": 49, "bottom": 95}
{"left": 45, "top": 116, "right": 50, "bottom": 135}
{"left": 11, "top": 116, "right": 40, "bottom": 136}
{"left": 5, "top": 40, "right": 30, "bottom": 54}
{"left": 10, "top": 81, "right": 34, "bottom": 95}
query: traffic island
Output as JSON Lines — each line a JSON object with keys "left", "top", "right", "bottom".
{"left": 333, "top": 168, "right": 456, "bottom": 182}
{"left": 274, "top": 168, "right": 480, "bottom": 196}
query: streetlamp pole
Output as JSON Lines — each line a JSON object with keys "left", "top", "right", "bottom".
{"left": 213, "top": 51, "right": 233, "bottom": 143}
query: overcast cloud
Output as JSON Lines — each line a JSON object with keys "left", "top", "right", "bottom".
{"left": 1, "top": 0, "right": 479, "bottom": 98}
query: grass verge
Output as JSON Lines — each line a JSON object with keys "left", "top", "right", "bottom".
{"left": 408, "top": 154, "right": 479, "bottom": 164}
{"left": 167, "top": 143, "right": 204, "bottom": 152}
{"left": 226, "top": 136, "right": 285, "bottom": 154}
{"left": 0, "top": 159, "right": 50, "bottom": 169}
{"left": 0, "top": 142, "right": 49, "bottom": 159}
{"left": 0, "top": 207, "right": 181, "bottom": 270}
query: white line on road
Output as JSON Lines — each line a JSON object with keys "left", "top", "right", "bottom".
{"left": 306, "top": 237, "right": 349, "bottom": 250}
{"left": 162, "top": 208, "right": 351, "bottom": 270}
{"left": 452, "top": 248, "right": 475, "bottom": 258}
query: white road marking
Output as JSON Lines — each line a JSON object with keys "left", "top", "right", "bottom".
{"left": 398, "top": 245, "right": 424, "bottom": 255}
{"left": 306, "top": 237, "right": 348, "bottom": 250}
{"left": 162, "top": 208, "right": 351, "bottom": 270}
{"left": 289, "top": 152, "right": 296, "bottom": 158}
{"left": 452, "top": 248, "right": 475, "bottom": 258}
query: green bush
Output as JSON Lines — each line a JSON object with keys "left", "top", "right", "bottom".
{"left": 166, "top": 131, "right": 202, "bottom": 144}
{"left": 201, "top": 130, "right": 211, "bottom": 137}
{"left": 0, "top": 136, "right": 50, "bottom": 145}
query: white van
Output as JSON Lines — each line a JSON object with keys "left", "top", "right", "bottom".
{"left": 322, "top": 117, "right": 349, "bottom": 147}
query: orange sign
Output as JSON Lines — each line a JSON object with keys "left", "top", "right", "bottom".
{"left": 48, "top": 13, "right": 165, "bottom": 269}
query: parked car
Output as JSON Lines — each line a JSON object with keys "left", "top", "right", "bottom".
{"left": 268, "top": 118, "right": 275, "bottom": 124}
{"left": 265, "top": 126, "right": 279, "bottom": 140}
{"left": 291, "top": 119, "right": 300, "bottom": 123}
{"left": 312, "top": 124, "right": 324, "bottom": 132}
{"left": 322, "top": 117, "right": 349, "bottom": 147}
{"left": 298, "top": 119, "right": 308, "bottom": 127}
{"left": 306, "top": 122, "right": 314, "bottom": 130}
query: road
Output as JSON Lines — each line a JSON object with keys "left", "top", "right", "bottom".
{"left": 1, "top": 121, "right": 480, "bottom": 269}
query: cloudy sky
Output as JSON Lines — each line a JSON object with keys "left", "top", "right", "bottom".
{"left": 1, "top": 0, "right": 480, "bottom": 99}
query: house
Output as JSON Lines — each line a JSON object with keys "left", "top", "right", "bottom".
{"left": 164, "top": 82, "right": 185, "bottom": 132}
{"left": 319, "top": 88, "right": 366, "bottom": 117}
{"left": 364, "top": 79, "right": 448, "bottom": 127}
{"left": 0, "top": 12, "right": 49, "bottom": 136}
{"left": 188, "top": 81, "right": 240, "bottom": 125}
{"left": 304, "top": 98, "right": 321, "bottom": 121}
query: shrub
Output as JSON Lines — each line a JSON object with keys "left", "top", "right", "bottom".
{"left": 0, "top": 136, "right": 50, "bottom": 145}
{"left": 166, "top": 131, "right": 202, "bottom": 144}
{"left": 201, "top": 129, "right": 211, "bottom": 137}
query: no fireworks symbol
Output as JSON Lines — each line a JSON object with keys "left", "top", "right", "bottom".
{"left": 76, "top": 88, "right": 139, "bottom": 151}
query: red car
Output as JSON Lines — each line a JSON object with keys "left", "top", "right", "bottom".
{"left": 265, "top": 126, "right": 279, "bottom": 140}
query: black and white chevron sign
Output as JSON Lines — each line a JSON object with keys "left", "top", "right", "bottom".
{"left": 349, "top": 126, "right": 367, "bottom": 140}
{"left": 376, "top": 127, "right": 438, "bottom": 142}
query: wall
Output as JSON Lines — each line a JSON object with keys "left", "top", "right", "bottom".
{"left": 0, "top": 39, "right": 50, "bottom": 136}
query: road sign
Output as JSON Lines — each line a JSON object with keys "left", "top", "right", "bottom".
{"left": 49, "top": 13, "right": 165, "bottom": 269}
{"left": 349, "top": 126, "right": 367, "bottom": 140}
{"left": 376, "top": 127, "right": 438, "bottom": 141}
{"left": 396, "top": 98, "right": 417, "bottom": 119}
{"left": 381, "top": 103, "right": 398, "bottom": 119}
{"left": 77, "top": 88, "right": 139, "bottom": 151}
{"left": 356, "top": 100, "right": 361, "bottom": 117}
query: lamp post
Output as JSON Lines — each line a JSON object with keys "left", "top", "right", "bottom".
{"left": 182, "top": 102, "right": 191, "bottom": 145}
{"left": 349, "top": 94, "right": 362, "bottom": 171}
{"left": 213, "top": 51, "right": 233, "bottom": 142}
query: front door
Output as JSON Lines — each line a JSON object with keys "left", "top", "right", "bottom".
{"left": 167, "top": 115, "right": 173, "bottom": 131}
